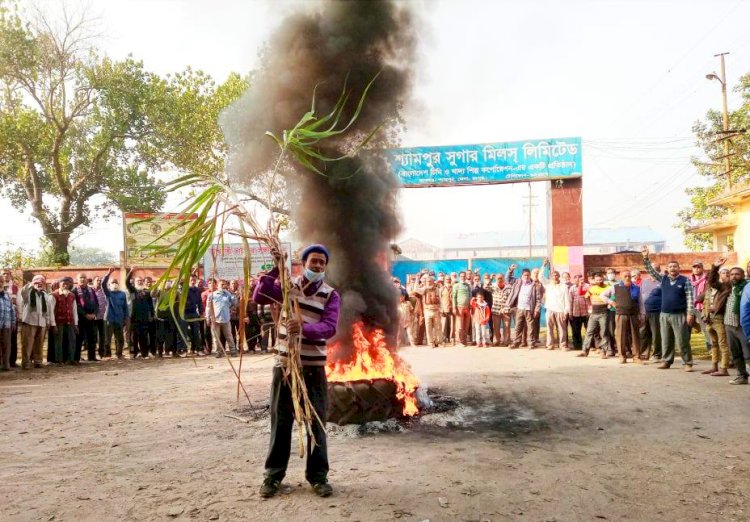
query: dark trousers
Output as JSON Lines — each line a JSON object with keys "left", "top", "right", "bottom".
{"left": 55, "top": 325, "right": 77, "bottom": 363}
{"left": 512, "top": 309, "right": 535, "bottom": 347}
{"left": 615, "top": 314, "right": 641, "bottom": 359}
{"left": 133, "top": 321, "right": 151, "bottom": 357}
{"left": 147, "top": 320, "right": 157, "bottom": 355}
{"left": 531, "top": 314, "right": 541, "bottom": 344}
{"left": 76, "top": 317, "right": 97, "bottom": 361}
{"left": 156, "top": 320, "right": 170, "bottom": 355}
{"left": 0, "top": 327, "right": 10, "bottom": 369}
{"left": 47, "top": 328, "right": 56, "bottom": 363}
{"left": 105, "top": 322, "right": 125, "bottom": 357}
{"left": 570, "top": 315, "right": 587, "bottom": 349}
{"left": 726, "top": 324, "right": 750, "bottom": 378}
{"left": 640, "top": 311, "right": 662, "bottom": 359}
{"left": 245, "top": 317, "right": 261, "bottom": 351}
{"left": 9, "top": 326, "right": 17, "bottom": 366}
{"left": 260, "top": 323, "right": 276, "bottom": 352}
{"left": 606, "top": 310, "right": 617, "bottom": 353}
{"left": 95, "top": 319, "right": 106, "bottom": 357}
{"left": 265, "top": 365, "right": 328, "bottom": 484}
{"left": 183, "top": 318, "right": 201, "bottom": 353}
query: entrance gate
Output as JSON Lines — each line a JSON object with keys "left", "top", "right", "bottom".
{"left": 390, "top": 137, "right": 583, "bottom": 275}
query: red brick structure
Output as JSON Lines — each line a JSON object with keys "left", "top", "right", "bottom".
{"left": 584, "top": 251, "right": 739, "bottom": 276}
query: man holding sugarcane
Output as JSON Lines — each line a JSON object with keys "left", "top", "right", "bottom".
{"left": 254, "top": 243, "right": 340, "bottom": 499}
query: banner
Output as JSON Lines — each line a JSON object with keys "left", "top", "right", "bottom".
{"left": 203, "top": 242, "right": 292, "bottom": 281}
{"left": 123, "top": 213, "right": 196, "bottom": 267}
{"left": 390, "top": 137, "right": 582, "bottom": 187}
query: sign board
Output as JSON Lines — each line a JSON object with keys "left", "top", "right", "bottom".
{"left": 390, "top": 137, "right": 582, "bottom": 187}
{"left": 203, "top": 242, "right": 292, "bottom": 281}
{"left": 123, "top": 212, "right": 196, "bottom": 267}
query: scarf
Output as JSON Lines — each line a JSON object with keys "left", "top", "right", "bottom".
{"left": 732, "top": 279, "right": 748, "bottom": 315}
{"left": 30, "top": 288, "right": 48, "bottom": 314}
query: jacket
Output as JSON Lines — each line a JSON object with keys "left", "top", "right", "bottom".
{"left": 126, "top": 274, "right": 155, "bottom": 322}
{"left": 706, "top": 265, "right": 730, "bottom": 317}
{"left": 205, "top": 289, "right": 236, "bottom": 324}
{"left": 102, "top": 273, "right": 130, "bottom": 325}
{"left": 18, "top": 283, "right": 55, "bottom": 327}
{"left": 470, "top": 298, "right": 491, "bottom": 325}
{"left": 508, "top": 279, "right": 543, "bottom": 314}
{"left": 183, "top": 286, "right": 204, "bottom": 318}
{"left": 72, "top": 284, "right": 99, "bottom": 317}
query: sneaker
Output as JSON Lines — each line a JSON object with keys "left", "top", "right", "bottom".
{"left": 729, "top": 376, "right": 748, "bottom": 385}
{"left": 311, "top": 481, "right": 333, "bottom": 498}
{"left": 259, "top": 478, "right": 281, "bottom": 498}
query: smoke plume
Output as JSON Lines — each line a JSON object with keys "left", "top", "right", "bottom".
{"left": 220, "top": 1, "right": 418, "bottom": 357}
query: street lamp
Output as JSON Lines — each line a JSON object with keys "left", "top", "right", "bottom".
{"left": 705, "top": 72, "right": 723, "bottom": 84}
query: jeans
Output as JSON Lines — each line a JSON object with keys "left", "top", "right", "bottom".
{"left": 265, "top": 365, "right": 328, "bottom": 484}
{"left": 583, "top": 312, "right": 609, "bottom": 353}
{"left": 473, "top": 322, "right": 490, "bottom": 344}
{"left": 660, "top": 313, "right": 692, "bottom": 366}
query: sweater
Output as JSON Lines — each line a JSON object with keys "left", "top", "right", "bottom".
{"left": 451, "top": 281, "right": 472, "bottom": 309}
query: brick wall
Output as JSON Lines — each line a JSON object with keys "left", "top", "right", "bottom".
{"left": 583, "top": 251, "right": 739, "bottom": 276}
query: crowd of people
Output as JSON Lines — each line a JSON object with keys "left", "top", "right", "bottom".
{"left": 0, "top": 267, "right": 278, "bottom": 371}
{"left": 394, "top": 245, "right": 750, "bottom": 385}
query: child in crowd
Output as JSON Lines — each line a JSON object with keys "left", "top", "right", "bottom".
{"left": 470, "top": 292, "right": 491, "bottom": 347}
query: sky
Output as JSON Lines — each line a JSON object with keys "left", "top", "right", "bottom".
{"left": 2, "top": 0, "right": 750, "bottom": 256}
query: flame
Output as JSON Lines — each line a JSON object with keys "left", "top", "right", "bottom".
{"left": 326, "top": 321, "right": 420, "bottom": 416}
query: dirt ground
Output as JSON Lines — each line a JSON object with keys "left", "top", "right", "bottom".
{"left": 1, "top": 345, "right": 749, "bottom": 522}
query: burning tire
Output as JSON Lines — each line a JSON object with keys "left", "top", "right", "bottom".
{"left": 327, "top": 379, "right": 404, "bottom": 425}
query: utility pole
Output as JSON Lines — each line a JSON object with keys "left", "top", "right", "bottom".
{"left": 706, "top": 53, "right": 745, "bottom": 189}
{"left": 523, "top": 182, "right": 538, "bottom": 257}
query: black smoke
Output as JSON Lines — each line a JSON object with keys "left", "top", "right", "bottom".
{"left": 221, "top": 1, "right": 417, "bottom": 358}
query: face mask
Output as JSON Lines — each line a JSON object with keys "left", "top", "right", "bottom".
{"left": 110, "top": 284, "right": 120, "bottom": 291}
{"left": 60, "top": 287, "right": 70, "bottom": 296}
{"left": 304, "top": 268, "right": 325, "bottom": 283}
{"left": 607, "top": 274, "right": 615, "bottom": 281}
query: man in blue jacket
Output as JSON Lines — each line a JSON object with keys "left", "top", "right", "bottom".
{"left": 734, "top": 265, "right": 750, "bottom": 385}
{"left": 641, "top": 245, "right": 697, "bottom": 371}
{"left": 103, "top": 268, "right": 129, "bottom": 359}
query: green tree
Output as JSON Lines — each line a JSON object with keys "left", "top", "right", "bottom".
{"left": 151, "top": 69, "right": 292, "bottom": 217}
{"left": 0, "top": 241, "right": 37, "bottom": 269}
{"left": 678, "top": 74, "right": 750, "bottom": 250}
{"left": 0, "top": 4, "right": 168, "bottom": 265}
